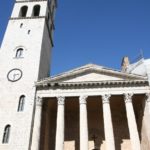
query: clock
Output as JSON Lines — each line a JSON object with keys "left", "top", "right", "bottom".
{"left": 7, "top": 69, "right": 22, "bottom": 82}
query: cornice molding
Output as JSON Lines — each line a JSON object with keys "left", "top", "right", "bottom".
{"left": 36, "top": 80, "right": 148, "bottom": 89}
{"left": 15, "top": 0, "right": 47, "bottom": 3}
{"left": 10, "top": 16, "right": 45, "bottom": 20}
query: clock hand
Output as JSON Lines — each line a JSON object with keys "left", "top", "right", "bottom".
{"left": 13, "top": 73, "right": 19, "bottom": 80}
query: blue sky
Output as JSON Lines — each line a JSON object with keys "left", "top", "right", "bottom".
{"left": 0, "top": 0, "right": 150, "bottom": 75}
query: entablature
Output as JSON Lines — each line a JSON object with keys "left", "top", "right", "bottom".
{"left": 36, "top": 79, "right": 150, "bottom": 99}
{"left": 36, "top": 80, "right": 149, "bottom": 89}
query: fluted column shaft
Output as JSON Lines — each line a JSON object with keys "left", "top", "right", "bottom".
{"left": 31, "top": 97, "right": 43, "bottom": 150}
{"left": 102, "top": 94, "right": 115, "bottom": 150}
{"left": 55, "top": 96, "right": 65, "bottom": 150}
{"left": 79, "top": 95, "right": 89, "bottom": 150}
{"left": 124, "top": 93, "right": 141, "bottom": 150}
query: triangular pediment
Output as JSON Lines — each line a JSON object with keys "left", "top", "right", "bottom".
{"left": 37, "top": 64, "right": 147, "bottom": 85}
{"left": 62, "top": 71, "right": 125, "bottom": 82}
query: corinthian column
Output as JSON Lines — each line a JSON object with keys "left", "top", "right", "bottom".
{"left": 102, "top": 94, "right": 115, "bottom": 150}
{"left": 124, "top": 93, "right": 141, "bottom": 150}
{"left": 31, "top": 97, "right": 43, "bottom": 150}
{"left": 145, "top": 93, "right": 150, "bottom": 114}
{"left": 145, "top": 93, "right": 150, "bottom": 142}
{"left": 55, "top": 96, "right": 65, "bottom": 150}
{"left": 79, "top": 95, "right": 89, "bottom": 150}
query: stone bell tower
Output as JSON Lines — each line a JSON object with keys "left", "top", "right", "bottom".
{"left": 0, "top": 0, "right": 56, "bottom": 149}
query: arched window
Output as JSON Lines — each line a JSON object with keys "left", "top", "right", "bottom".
{"left": 32, "top": 5, "right": 40, "bottom": 17}
{"left": 2, "top": 125, "right": 11, "bottom": 144}
{"left": 18, "top": 95, "right": 25, "bottom": 112}
{"left": 16, "top": 48, "right": 23, "bottom": 58}
{"left": 19, "top": 6, "right": 28, "bottom": 17}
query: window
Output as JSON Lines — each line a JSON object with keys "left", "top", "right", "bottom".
{"left": 32, "top": 5, "right": 40, "bottom": 17}
{"left": 19, "top": 6, "right": 28, "bottom": 17}
{"left": 20, "top": 23, "right": 23, "bottom": 28}
{"left": 16, "top": 48, "right": 23, "bottom": 58}
{"left": 18, "top": 95, "right": 25, "bottom": 112}
{"left": 27, "top": 30, "right": 31, "bottom": 34}
{"left": 2, "top": 125, "right": 11, "bottom": 144}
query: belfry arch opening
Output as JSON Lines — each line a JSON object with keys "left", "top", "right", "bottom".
{"left": 32, "top": 5, "right": 41, "bottom": 17}
{"left": 19, "top": 6, "right": 28, "bottom": 17}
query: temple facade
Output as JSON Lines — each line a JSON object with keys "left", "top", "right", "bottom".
{"left": 35, "top": 62, "right": 150, "bottom": 150}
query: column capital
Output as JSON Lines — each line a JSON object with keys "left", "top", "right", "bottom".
{"left": 79, "top": 95, "right": 88, "bottom": 104}
{"left": 36, "top": 97, "right": 43, "bottom": 106}
{"left": 57, "top": 96, "right": 65, "bottom": 105}
{"left": 102, "top": 94, "right": 111, "bottom": 104}
{"left": 145, "top": 93, "right": 150, "bottom": 102}
{"left": 124, "top": 93, "right": 133, "bottom": 103}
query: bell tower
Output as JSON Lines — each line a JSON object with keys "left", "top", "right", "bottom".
{"left": 0, "top": 0, "right": 56, "bottom": 149}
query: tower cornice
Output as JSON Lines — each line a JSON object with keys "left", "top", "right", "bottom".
{"left": 15, "top": 0, "right": 57, "bottom": 8}
{"left": 15, "top": 0, "right": 48, "bottom": 3}
{"left": 10, "top": 16, "right": 46, "bottom": 20}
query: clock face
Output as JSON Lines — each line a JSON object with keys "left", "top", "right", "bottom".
{"left": 7, "top": 69, "right": 22, "bottom": 82}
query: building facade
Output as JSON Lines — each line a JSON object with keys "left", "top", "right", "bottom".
{"left": 0, "top": 0, "right": 150, "bottom": 150}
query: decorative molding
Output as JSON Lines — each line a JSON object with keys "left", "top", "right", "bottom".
{"left": 57, "top": 96, "right": 65, "bottom": 105}
{"left": 79, "top": 95, "right": 88, "bottom": 104}
{"left": 124, "top": 93, "right": 133, "bottom": 103}
{"left": 36, "top": 97, "right": 43, "bottom": 106}
{"left": 15, "top": 0, "right": 47, "bottom": 3}
{"left": 36, "top": 80, "right": 148, "bottom": 89}
{"left": 36, "top": 63, "right": 147, "bottom": 84}
{"left": 102, "top": 94, "right": 111, "bottom": 104}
